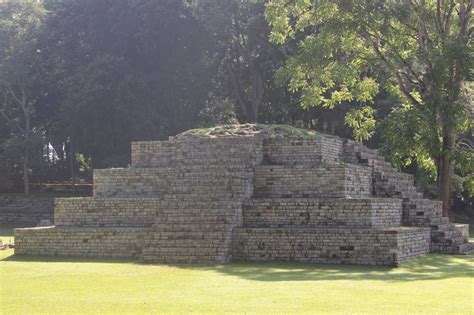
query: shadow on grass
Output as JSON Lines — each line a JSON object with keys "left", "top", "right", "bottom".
{"left": 2, "top": 225, "right": 473, "bottom": 283}
{"left": 1, "top": 253, "right": 137, "bottom": 265}
{"left": 2, "top": 252, "right": 473, "bottom": 283}
{"left": 175, "top": 254, "right": 474, "bottom": 283}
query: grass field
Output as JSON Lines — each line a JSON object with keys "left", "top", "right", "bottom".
{"left": 1, "top": 227, "right": 473, "bottom": 314}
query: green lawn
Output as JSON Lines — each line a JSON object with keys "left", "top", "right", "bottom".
{"left": 1, "top": 228, "right": 473, "bottom": 314}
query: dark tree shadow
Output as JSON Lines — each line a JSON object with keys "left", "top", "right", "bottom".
{"left": 176, "top": 254, "right": 474, "bottom": 283}
{"left": 3, "top": 252, "right": 472, "bottom": 283}
{"left": 2, "top": 254, "right": 138, "bottom": 265}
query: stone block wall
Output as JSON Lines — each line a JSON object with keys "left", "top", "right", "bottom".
{"left": 262, "top": 136, "right": 343, "bottom": 165}
{"left": 142, "top": 198, "right": 250, "bottom": 264}
{"left": 402, "top": 198, "right": 443, "bottom": 226}
{"left": 319, "top": 135, "right": 345, "bottom": 164}
{"left": 134, "top": 138, "right": 266, "bottom": 263}
{"left": 132, "top": 137, "right": 264, "bottom": 168}
{"left": 93, "top": 168, "right": 169, "bottom": 197}
{"left": 54, "top": 197, "right": 159, "bottom": 227}
{"left": 343, "top": 140, "right": 380, "bottom": 163}
{"left": 94, "top": 166, "right": 254, "bottom": 198}
{"left": 370, "top": 199, "right": 403, "bottom": 227}
{"left": 243, "top": 198, "right": 401, "bottom": 228}
{"left": 15, "top": 226, "right": 150, "bottom": 258}
{"left": 455, "top": 224, "right": 470, "bottom": 243}
{"left": 397, "top": 228, "right": 431, "bottom": 262}
{"left": 0, "top": 195, "right": 54, "bottom": 227}
{"left": 253, "top": 164, "right": 372, "bottom": 198}
{"left": 232, "top": 227, "right": 430, "bottom": 266}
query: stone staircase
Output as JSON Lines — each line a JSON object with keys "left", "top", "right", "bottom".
{"left": 14, "top": 131, "right": 473, "bottom": 265}
{"left": 343, "top": 140, "right": 474, "bottom": 255}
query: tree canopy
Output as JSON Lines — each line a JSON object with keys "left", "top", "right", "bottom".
{"left": 0, "top": 0, "right": 472, "bottom": 215}
{"left": 265, "top": 0, "right": 473, "bottom": 215}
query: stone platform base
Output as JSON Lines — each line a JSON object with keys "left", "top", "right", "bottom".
{"left": 232, "top": 227, "right": 431, "bottom": 266}
{"left": 14, "top": 226, "right": 151, "bottom": 259}
{"left": 15, "top": 226, "right": 431, "bottom": 266}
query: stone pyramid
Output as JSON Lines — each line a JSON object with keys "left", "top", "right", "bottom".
{"left": 15, "top": 125, "right": 474, "bottom": 266}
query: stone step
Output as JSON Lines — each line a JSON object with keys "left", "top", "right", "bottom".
{"left": 376, "top": 174, "right": 415, "bottom": 184}
{"left": 158, "top": 193, "right": 248, "bottom": 201}
{"left": 431, "top": 244, "right": 458, "bottom": 254}
{"left": 263, "top": 136, "right": 343, "bottom": 165}
{"left": 431, "top": 241, "right": 472, "bottom": 254}
{"left": 429, "top": 223, "right": 470, "bottom": 253}
{"left": 374, "top": 170, "right": 415, "bottom": 185}
{"left": 142, "top": 231, "right": 232, "bottom": 263}
{"left": 401, "top": 191, "right": 424, "bottom": 199}
{"left": 253, "top": 164, "right": 372, "bottom": 198}
{"left": 375, "top": 187, "right": 419, "bottom": 198}
{"left": 431, "top": 223, "right": 456, "bottom": 232}
{"left": 94, "top": 167, "right": 253, "bottom": 197}
{"left": 232, "top": 226, "right": 431, "bottom": 266}
{"left": 432, "top": 235, "right": 466, "bottom": 246}
{"left": 168, "top": 179, "right": 252, "bottom": 194}
{"left": 453, "top": 224, "right": 470, "bottom": 243}
{"left": 457, "top": 242, "right": 474, "bottom": 255}
{"left": 242, "top": 198, "right": 401, "bottom": 228}
{"left": 152, "top": 203, "right": 242, "bottom": 231}
{"left": 431, "top": 229, "right": 463, "bottom": 240}
{"left": 132, "top": 138, "right": 263, "bottom": 168}
{"left": 54, "top": 197, "right": 160, "bottom": 228}
{"left": 14, "top": 226, "right": 150, "bottom": 258}
{"left": 428, "top": 217, "right": 451, "bottom": 225}
{"left": 402, "top": 198, "right": 443, "bottom": 219}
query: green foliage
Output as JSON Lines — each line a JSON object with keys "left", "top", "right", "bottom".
{"left": 344, "top": 106, "right": 376, "bottom": 142}
{"left": 265, "top": 0, "right": 472, "bottom": 138}
{"left": 265, "top": 0, "right": 473, "bottom": 210}
{"left": 268, "top": 2, "right": 470, "bottom": 106}
{"left": 76, "top": 153, "right": 92, "bottom": 174}
{"left": 266, "top": 0, "right": 383, "bottom": 136}
{"left": 464, "top": 176, "right": 474, "bottom": 197}
{"left": 380, "top": 103, "right": 438, "bottom": 174}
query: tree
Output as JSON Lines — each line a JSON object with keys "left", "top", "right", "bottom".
{"left": 265, "top": 0, "right": 473, "bottom": 217}
{"left": 0, "top": 2, "right": 46, "bottom": 195}
{"left": 188, "top": 0, "right": 286, "bottom": 123}
{"left": 39, "top": 0, "right": 214, "bottom": 169}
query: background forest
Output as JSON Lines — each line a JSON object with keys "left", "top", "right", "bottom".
{"left": 0, "top": 0, "right": 472, "bottom": 215}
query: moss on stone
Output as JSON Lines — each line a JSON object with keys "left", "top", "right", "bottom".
{"left": 178, "top": 124, "right": 318, "bottom": 139}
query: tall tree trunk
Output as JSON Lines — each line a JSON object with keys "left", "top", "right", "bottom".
{"left": 438, "top": 130, "right": 455, "bottom": 219}
{"left": 249, "top": 70, "right": 264, "bottom": 123}
{"left": 23, "top": 109, "right": 31, "bottom": 196}
{"left": 69, "top": 137, "right": 76, "bottom": 194}
{"left": 23, "top": 149, "right": 29, "bottom": 196}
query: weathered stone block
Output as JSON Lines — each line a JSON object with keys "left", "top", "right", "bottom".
{"left": 15, "top": 226, "right": 150, "bottom": 258}
{"left": 243, "top": 198, "right": 402, "bottom": 228}
{"left": 253, "top": 164, "right": 372, "bottom": 198}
